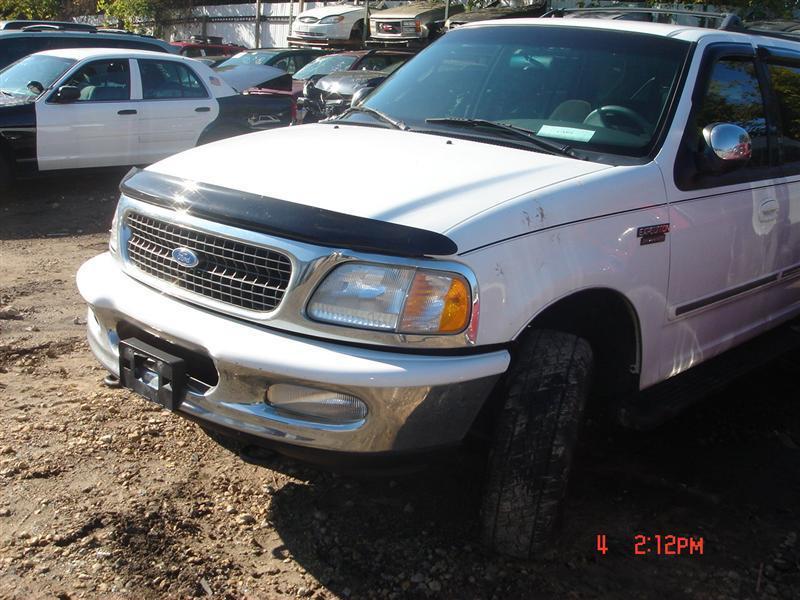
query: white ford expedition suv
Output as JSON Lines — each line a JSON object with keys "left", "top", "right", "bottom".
{"left": 78, "top": 17, "right": 800, "bottom": 557}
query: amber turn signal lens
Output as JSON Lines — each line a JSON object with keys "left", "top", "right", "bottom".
{"left": 439, "top": 277, "right": 470, "bottom": 333}
{"left": 399, "top": 271, "right": 470, "bottom": 334}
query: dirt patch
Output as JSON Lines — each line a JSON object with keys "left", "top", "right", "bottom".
{"left": 1, "top": 173, "right": 799, "bottom": 599}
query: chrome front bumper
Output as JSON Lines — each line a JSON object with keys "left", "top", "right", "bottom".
{"left": 77, "top": 253, "right": 510, "bottom": 454}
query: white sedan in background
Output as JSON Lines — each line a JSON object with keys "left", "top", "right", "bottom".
{"left": 290, "top": 1, "right": 384, "bottom": 44}
{"left": 0, "top": 47, "right": 294, "bottom": 186}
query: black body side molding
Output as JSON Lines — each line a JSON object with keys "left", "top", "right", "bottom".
{"left": 120, "top": 169, "right": 458, "bottom": 257}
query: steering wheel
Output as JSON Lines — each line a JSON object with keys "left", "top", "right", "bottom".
{"left": 584, "top": 105, "right": 651, "bottom": 135}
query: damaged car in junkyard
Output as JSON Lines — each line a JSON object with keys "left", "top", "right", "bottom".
{"left": 299, "top": 58, "right": 408, "bottom": 122}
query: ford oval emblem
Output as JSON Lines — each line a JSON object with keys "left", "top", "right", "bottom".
{"left": 171, "top": 247, "right": 200, "bottom": 268}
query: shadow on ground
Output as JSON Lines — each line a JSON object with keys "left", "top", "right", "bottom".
{"left": 268, "top": 350, "right": 800, "bottom": 599}
{"left": 1, "top": 169, "right": 126, "bottom": 240}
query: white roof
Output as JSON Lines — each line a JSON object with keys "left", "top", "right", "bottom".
{"left": 463, "top": 17, "right": 800, "bottom": 47}
{"left": 37, "top": 47, "right": 188, "bottom": 61}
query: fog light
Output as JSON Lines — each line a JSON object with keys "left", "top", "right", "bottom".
{"left": 266, "top": 384, "right": 367, "bottom": 424}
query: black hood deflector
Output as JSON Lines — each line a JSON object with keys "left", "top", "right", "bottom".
{"left": 120, "top": 169, "right": 458, "bottom": 258}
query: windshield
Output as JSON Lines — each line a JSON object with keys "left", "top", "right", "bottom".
{"left": 294, "top": 54, "right": 358, "bottom": 80}
{"left": 0, "top": 54, "right": 76, "bottom": 97}
{"left": 352, "top": 25, "right": 690, "bottom": 158}
{"left": 218, "top": 50, "right": 283, "bottom": 67}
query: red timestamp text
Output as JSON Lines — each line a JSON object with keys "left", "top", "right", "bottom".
{"left": 595, "top": 534, "right": 705, "bottom": 556}
{"left": 634, "top": 534, "right": 704, "bottom": 556}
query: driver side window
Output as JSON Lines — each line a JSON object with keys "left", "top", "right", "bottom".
{"left": 64, "top": 59, "right": 131, "bottom": 102}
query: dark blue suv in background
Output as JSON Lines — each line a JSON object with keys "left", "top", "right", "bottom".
{"left": 0, "top": 25, "right": 175, "bottom": 70}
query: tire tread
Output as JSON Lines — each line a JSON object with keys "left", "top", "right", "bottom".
{"left": 481, "top": 329, "right": 592, "bottom": 558}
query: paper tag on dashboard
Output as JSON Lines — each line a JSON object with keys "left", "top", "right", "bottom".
{"left": 537, "top": 125, "right": 595, "bottom": 143}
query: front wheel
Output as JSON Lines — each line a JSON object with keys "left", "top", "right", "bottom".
{"left": 481, "top": 329, "right": 593, "bottom": 558}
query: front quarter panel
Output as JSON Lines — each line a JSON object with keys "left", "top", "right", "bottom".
{"left": 458, "top": 163, "right": 670, "bottom": 390}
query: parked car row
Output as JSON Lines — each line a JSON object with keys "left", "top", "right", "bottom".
{"left": 0, "top": 47, "right": 293, "bottom": 188}
{"left": 289, "top": 0, "right": 548, "bottom": 49}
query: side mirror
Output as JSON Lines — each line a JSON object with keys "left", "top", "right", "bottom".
{"left": 27, "top": 80, "right": 44, "bottom": 95}
{"left": 700, "top": 122, "right": 752, "bottom": 173}
{"left": 350, "top": 86, "right": 374, "bottom": 108}
{"left": 54, "top": 85, "right": 80, "bottom": 103}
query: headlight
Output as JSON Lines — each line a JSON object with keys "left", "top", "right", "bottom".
{"left": 307, "top": 263, "right": 472, "bottom": 335}
{"left": 319, "top": 15, "right": 345, "bottom": 24}
{"left": 402, "top": 19, "right": 421, "bottom": 33}
{"left": 108, "top": 207, "right": 120, "bottom": 255}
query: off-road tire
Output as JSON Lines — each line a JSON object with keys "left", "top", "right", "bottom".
{"left": 481, "top": 329, "right": 593, "bottom": 558}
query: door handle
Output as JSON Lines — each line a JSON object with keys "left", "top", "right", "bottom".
{"left": 117, "top": 109, "right": 137, "bottom": 115}
{"left": 758, "top": 199, "right": 779, "bottom": 223}
{"left": 195, "top": 107, "right": 211, "bottom": 113}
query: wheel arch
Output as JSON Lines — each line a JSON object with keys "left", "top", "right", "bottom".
{"left": 514, "top": 287, "right": 642, "bottom": 413}
{"left": 350, "top": 19, "right": 365, "bottom": 36}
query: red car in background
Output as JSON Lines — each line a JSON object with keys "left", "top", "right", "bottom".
{"left": 170, "top": 35, "right": 246, "bottom": 58}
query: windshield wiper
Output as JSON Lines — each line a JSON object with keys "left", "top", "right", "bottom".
{"left": 0, "top": 89, "right": 13, "bottom": 97}
{"left": 339, "top": 105, "right": 410, "bottom": 131}
{"left": 425, "top": 117, "right": 581, "bottom": 159}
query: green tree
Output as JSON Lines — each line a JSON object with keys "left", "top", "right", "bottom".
{"left": 96, "top": 0, "right": 189, "bottom": 30}
{"left": 0, "top": 0, "right": 61, "bottom": 19}
{"left": 723, "top": 0, "right": 800, "bottom": 20}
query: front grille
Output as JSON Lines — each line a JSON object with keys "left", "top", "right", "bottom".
{"left": 125, "top": 213, "right": 292, "bottom": 313}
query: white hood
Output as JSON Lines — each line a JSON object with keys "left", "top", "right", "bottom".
{"left": 296, "top": 4, "right": 366, "bottom": 18}
{"left": 147, "top": 124, "right": 609, "bottom": 251}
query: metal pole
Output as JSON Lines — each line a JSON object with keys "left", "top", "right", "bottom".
{"left": 255, "top": 0, "right": 261, "bottom": 48}
{"left": 289, "top": 0, "right": 294, "bottom": 42}
{"left": 362, "top": 1, "right": 369, "bottom": 45}
{"left": 444, "top": 0, "right": 450, "bottom": 23}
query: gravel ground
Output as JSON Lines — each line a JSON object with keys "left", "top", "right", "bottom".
{"left": 1, "top": 171, "right": 799, "bottom": 599}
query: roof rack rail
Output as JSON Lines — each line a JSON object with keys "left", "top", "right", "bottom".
{"left": 542, "top": 7, "right": 740, "bottom": 28}
{"left": 729, "top": 19, "right": 800, "bottom": 42}
{"left": 7, "top": 21, "right": 97, "bottom": 33}
{"left": 542, "top": 8, "right": 800, "bottom": 43}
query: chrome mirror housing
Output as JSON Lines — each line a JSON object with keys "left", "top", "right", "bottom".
{"left": 702, "top": 122, "right": 752, "bottom": 163}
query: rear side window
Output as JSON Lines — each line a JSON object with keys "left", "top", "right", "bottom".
{"left": 139, "top": 59, "right": 208, "bottom": 99}
{"left": 695, "top": 59, "right": 769, "bottom": 167}
{"left": 767, "top": 62, "right": 800, "bottom": 164}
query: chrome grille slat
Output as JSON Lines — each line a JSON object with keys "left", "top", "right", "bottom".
{"left": 125, "top": 213, "right": 292, "bottom": 312}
